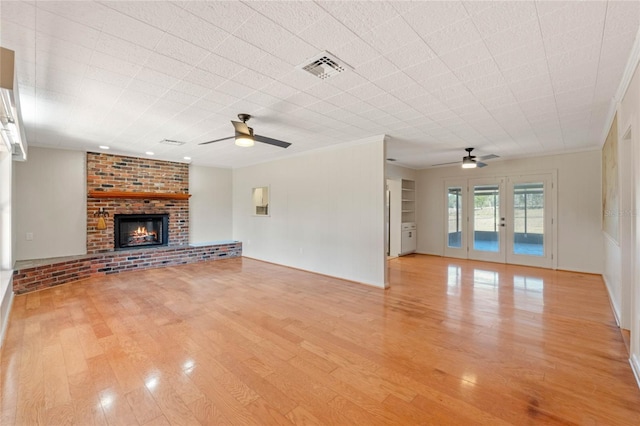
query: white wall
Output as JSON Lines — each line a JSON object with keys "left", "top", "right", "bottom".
{"left": 189, "top": 165, "right": 233, "bottom": 244}
{"left": 616, "top": 59, "right": 640, "bottom": 380}
{"left": 13, "top": 147, "right": 86, "bottom": 260}
{"left": 233, "top": 137, "right": 387, "bottom": 288}
{"left": 417, "top": 150, "right": 603, "bottom": 274}
{"left": 0, "top": 148, "right": 13, "bottom": 347}
{"left": 386, "top": 163, "right": 418, "bottom": 181}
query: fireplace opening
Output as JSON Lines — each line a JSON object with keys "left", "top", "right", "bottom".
{"left": 114, "top": 214, "right": 169, "bottom": 250}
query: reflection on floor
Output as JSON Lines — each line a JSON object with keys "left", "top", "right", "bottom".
{"left": 473, "top": 240, "right": 544, "bottom": 256}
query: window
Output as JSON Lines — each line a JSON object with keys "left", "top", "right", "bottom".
{"left": 447, "top": 187, "right": 462, "bottom": 248}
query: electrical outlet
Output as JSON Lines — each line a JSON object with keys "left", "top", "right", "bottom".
{"left": 299, "top": 247, "right": 303, "bottom": 254}
{"left": 26, "top": 232, "right": 33, "bottom": 241}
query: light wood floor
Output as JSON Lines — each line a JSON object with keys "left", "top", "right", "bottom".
{"left": 2, "top": 255, "right": 639, "bottom": 425}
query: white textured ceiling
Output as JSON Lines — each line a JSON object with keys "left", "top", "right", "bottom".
{"left": 1, "top": 1, "right": 639, "bottom": 169}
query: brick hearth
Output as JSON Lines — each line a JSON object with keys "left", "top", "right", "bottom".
{"left": 13, "top": 242, "right": 242, "bottom": 294}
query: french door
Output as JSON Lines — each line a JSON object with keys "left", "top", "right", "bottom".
{"left": 468, "top": 178, "right": 506, "bottom": 262}
{"left": 444, "top": 173, "right": 555, "bottom": 268}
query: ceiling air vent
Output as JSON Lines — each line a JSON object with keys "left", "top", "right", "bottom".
{"left": 298, "top": 51, "right": 351, "bottom": 80}
{"left": 159, "top": 139, "right": 186, "bottom": 146}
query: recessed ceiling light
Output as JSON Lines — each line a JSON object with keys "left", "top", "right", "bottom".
{"left": 183, "top": 156, "right": 191, "bottom": 160}
{"left": 145, "top": 151, "right": 154, "bottom": 155}
{"left": 99, "top": 145, "right": 109, "bottom": 150}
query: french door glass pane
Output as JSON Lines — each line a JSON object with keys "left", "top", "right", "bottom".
{"left": 513, "top": 182, "right": 544, "bottom": 256}
{"left": 447, "top": 187, "right": 462, "bottom": 248}
{"left": 473, "top": 185, "right": 500, "bottom": 252}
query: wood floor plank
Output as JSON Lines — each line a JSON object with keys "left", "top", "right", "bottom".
{"left": 2, "top": 255, "right": 640, "bottom": 424}
{"left": 0, "top": 341, "right": 21, "bottom": 425}
{"left": 59, "top": 326, "right": 89, "bottom": 376}
{"left": 216, "top": 352, "right": 298, "bottom": 415}
{"left": 287, "top": 355, "right": 404, "bottom": 424}
{"left": 125, "top": 386, "right": 163, "bottom": 425}
{"left": 326, "top": 394, "right": 390, "bottom": 426}
{"left": 86, "top": 354, "right": 120, "bottom": 394}
{"left": 106, "top": 352, "right": 145, "bottom": 394}
{"left": 187, "top": 396, "right": 231, "bottom": 425}
{"left": 72, "top": 397, "right": 109, "bottom": 426}
{"left": 15, "top": 318, "right": 45, "bottom": 425}
{"left": 44, "top": 400, "right": 76, "bottom": 426}
{"left": 76, "top": 322, "right": 106, "bottom": 359}
{"left": 188, "top": 368, "right": 263, "bottom": 424}
{"left": 43, "top": 342, "right": 72, "bottom": 409}
{"left": 147, "top": 378, "right": 202, "bottom": 426}
{"left": 285, "top": 405, "right": 323, "bottom": 426}
{"left": 246, "top": 397, "right": 294, "bottom": 426}
{"left": 157, "top": 369, "right": 204, "bottom": 407}
{"left": 99, "top": 389, "right": 140, "bottom": 426}
{"left": 141, "top": 414, "right": 171, "bottom": 426}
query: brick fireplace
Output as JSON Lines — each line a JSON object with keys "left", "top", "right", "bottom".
{"left": 86, "top": 152, "right": 189, "bottom": 253}
{"left": 12, "top": 152, "right": 242, "bottom": 294}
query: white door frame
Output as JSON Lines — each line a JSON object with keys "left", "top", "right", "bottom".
{"left": 444, "top": 179, "right": 467, "bottom": 259}
{"left": 505, "top": 173, "right": 556, "bottom": 269}
{"left": 443, "top": 171, "right": 557, "bottom": 269}
{"left": 468, "top": 177, "right": 506, "bottom": 263}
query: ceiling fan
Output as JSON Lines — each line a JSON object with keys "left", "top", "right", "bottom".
{"left": 199, "top": 114, "right": 291, "bottom": 148}
{"left": 432, "top": 148, "right": 499, "bottom": 168}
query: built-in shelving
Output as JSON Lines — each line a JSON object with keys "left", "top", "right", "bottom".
{"left": 388, "top": 178, "right": 418, "bottom": 257}
{"left": 401, "top": 179, "right": 416, "bottom": 224}
{"left": 400, "top": 179, "right": 417, "bottom": 255}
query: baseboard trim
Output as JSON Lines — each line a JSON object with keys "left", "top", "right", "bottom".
{"left": 630, "top": 354, "right": 640, "bottom": 390}
{"left": 0, "top": 284, "right": 15, "bottom": 349}
{"left": 602, "top": 273, "right": 622, "bottom": 327}
{"left": 241, "top": 255, "right": 387, "bottom": 290}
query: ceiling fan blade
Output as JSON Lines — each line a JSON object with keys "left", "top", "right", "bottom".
{"left": 199, "top": 135, "right": 234, "bottom": 145}
{"left": 254, "top": 134, "right": 291, "bottom": 148}
{"left": 477, "top": 161, "right": 488, "bottom": 168}
{"left": 231, "top": 120, "right": 251, "bottom": 135}
{"left": 431, "top": 161, "right": 460, "bottom": 166}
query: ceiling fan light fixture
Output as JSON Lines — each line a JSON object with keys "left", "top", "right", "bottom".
{"left": 199, "top": 113, "right": 291, "bottom": 148}
{"left": 462, "top": 157, "right": 477, "bottom": 168}
{"left": 235, "top": 134, "right": 254, "bottom": 147}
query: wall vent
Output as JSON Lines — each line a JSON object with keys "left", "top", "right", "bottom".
{"left": 298, "top": 51, "right": 352, "bottom": 80}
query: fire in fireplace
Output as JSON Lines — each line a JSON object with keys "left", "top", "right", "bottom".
{"left": 114, "top": 213, "right": 169, "bottom": 250}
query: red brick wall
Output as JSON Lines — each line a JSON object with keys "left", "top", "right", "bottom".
{"left": 87, "top": 152, "right": 189, "bottom": 253}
